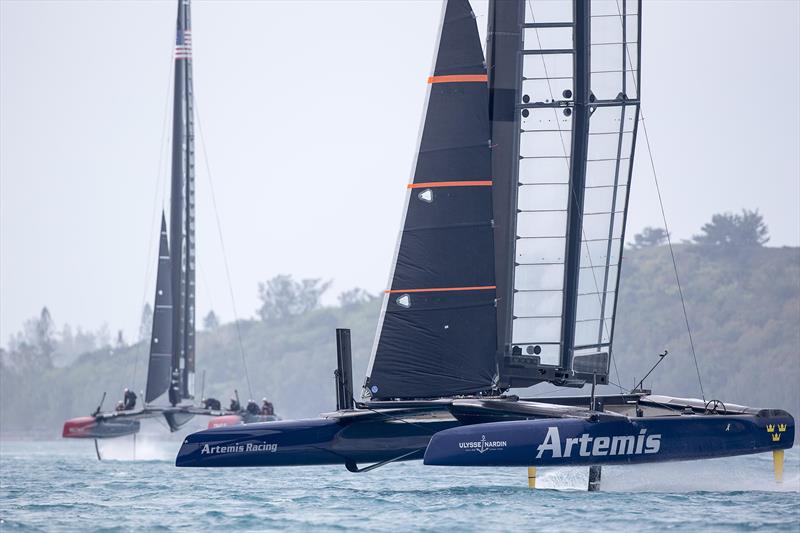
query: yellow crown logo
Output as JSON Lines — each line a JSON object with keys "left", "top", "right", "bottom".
{"left": 767, "top": 424, "right": 775, "bottom": 433}
{"left": 772, "top": 433, "right": 781, "bottom": 442}
{"left": 778, "top": 423, "right": 787, "bottom": 432}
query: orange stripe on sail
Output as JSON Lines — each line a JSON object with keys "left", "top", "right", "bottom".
{"left": 407, "top": 181, "right": 492, "bottom": 189}
{"left": 427, "top": 74, "right": 488, "bottom": 84}
{"left": 385, "top": 285, "right": 496, "bottom": 294}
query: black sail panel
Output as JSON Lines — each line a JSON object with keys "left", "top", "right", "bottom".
{"left": 146, "top": 213, "right": 174, "bottom": 404}
{"left": 365, "top": 0, "right": 496, "bottom": 400}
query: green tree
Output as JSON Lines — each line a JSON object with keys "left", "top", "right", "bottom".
{"left": 139, "top": 303, "right": 153, "bottom": 341}
{"left": 203, "top": 310, "right": 220, "bottom": 330}
{"left": 338, "top": 288, "right": 376, "bottom": 307}
{"left": 35, "top": 307, "right": 56, "bottom": 359}
{"left": 115, "top": 330, "right": 126, "bottom": 349}
{"left": 257, "top": 274, "right": 332, "bottom": 321}
{"left": 629, "top": 227, "right": 668, "bottom": 249}
{"left": 693, "top": 209, "right": 769, "bottom": 246}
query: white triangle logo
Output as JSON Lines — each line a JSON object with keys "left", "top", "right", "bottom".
{"left": 418, "top": 189, "right": 433, "bottom": 203}
{"left": 396, "top": 294, "right": 411, "bottom": 308}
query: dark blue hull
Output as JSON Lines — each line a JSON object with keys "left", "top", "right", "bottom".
{"left": 423, "top": 411, "right": 794, "bottom": 467}
{"left": 175, "top": 397, "right": 794, "bottom": 470}
{"left": 176, "top": 415, "right": 459, "bottom": 468}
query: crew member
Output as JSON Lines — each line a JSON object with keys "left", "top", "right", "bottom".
{"left": 122, "top": 388, "right": 137, "bottom": 410}
{"left": 115, "top": 400, "right": 125, "bottom": 412}
{"left": 202, "top": 397, "right": 221, "bottom": 410}
{"left": 246, "top": 399, "right": 259, "bottom": 415}
{"left": 260, "top": 398, "right": 275, "bottom": 416}
{"left": 229, "top": 397, "right": 241, "bottom": 412}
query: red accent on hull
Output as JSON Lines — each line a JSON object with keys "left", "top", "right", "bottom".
{"left": 62, "top": 416, "right": 97, "bottom": 438}
{"left": 208, "top": 415, "right": 243, "bottom": 429}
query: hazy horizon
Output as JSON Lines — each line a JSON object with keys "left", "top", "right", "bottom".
{"left": 2, "top": 0, "right": 799, "bottom": 344}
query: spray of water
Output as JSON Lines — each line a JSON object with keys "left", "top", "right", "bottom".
{"left": 534, "top": 452, "right": 799, "bottom": 492}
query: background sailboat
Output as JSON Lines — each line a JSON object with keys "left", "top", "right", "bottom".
{"left": 61, "top": 0, "right": 273, "bottom": 454}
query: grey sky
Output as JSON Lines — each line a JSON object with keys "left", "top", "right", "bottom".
{"left": 1, "top": 0, "right": 798, "bottom": 344}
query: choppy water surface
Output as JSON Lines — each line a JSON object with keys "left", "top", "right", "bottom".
{"left": 1, "top": 440, "right": 798, "bottom": 532}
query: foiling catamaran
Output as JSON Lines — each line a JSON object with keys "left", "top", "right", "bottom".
{"left": 62, "top": 0, "right": 275, "bottom": 458}
{"left": 175, "top": 0, "right": 793, "bottom": 488}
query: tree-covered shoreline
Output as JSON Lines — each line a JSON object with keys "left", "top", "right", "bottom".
{"left": 2, "top": 213, "right": 798, "bottom": 438}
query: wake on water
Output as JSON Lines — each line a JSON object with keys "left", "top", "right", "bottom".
{"left": 94, "top": 433, "right": 799, "bottom": 493}
{"left": 92, "top": 417, "right": 195, "bottom": 461}
{"left": 3, "top": 440, "right": 798, "bottom": 532}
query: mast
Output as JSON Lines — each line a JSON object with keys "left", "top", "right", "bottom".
{"left": 560, "top": 0, "right": 591, "bottom": 376}
{"left": 169, "top": 0, "right": 196, "bottom": 405}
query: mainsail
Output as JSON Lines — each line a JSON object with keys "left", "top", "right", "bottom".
{"left": 145, "top": 213, "right": 174, "bottom": 404}
{"left": 169, "top": 0, "right": 196, "bottom": 403}
{"left": 364, "top": 0, "right": 496, "bottom": 399}
{"left": 493, "top": 0, "right": 641, "bottom": 387}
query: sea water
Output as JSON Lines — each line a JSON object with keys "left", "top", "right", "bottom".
{"left": 1, "top": 439, "right": 798, "bottom": 532}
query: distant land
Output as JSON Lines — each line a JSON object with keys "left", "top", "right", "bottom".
{"left": 2, "top": 243, "right": 798, "bottom": 437}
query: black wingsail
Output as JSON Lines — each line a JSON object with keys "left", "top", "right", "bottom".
{"left": 145, "top": 213, "right": 174, "bottom": 404}
{"left": 170, "top": 0, "right": 196, "bottom": 404}
{"left": 364, "top": 0, "right": 496, "bottom": 400}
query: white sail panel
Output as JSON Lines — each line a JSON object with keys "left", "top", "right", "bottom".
{"left": 590, "top": 0, "right": 640, "bottom": 100}
{"left": 517, "top": 237, "right": 566, "bottom": 264}
{"left": 524, "top": 0, "right": 572, "bottom": 23}
{"left": 514, "top": 291, "right": 563, "bottom": 317}
{"left": 519, "top": 157, "right": 571, "bottom": 184}
{"left": 523, "top": 27, "right": 572, "bottom": 50}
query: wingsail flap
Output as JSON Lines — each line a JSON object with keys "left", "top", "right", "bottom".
{"left": 365, "top": 0, "right": 496, "bottom": 400}
{"left": 494, "top": 0, "right": 641, "bottom": 386}
{"left": 145, "top": 213, "right": 174, "bottom": 404}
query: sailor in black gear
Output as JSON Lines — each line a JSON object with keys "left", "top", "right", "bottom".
{"left": 202, "top": 397, "right": 221, "bottom": 410}
{"left": 246, "top": 400, "right": 259, "bottom": 415}
{"left": 123, "top": 388, "right": 137, "bottom": 410}
{"left": 229, "top": 397, "right": 241, "bottom": 412}
{"left": 260, "top": 398, "right": 274, "bottom": 416}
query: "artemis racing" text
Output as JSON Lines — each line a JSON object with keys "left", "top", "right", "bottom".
{"left": 200, "top": 442, "right": 277, "bottom": 455}
{"left": 536, "top": 427, "right": 661, "bottom": 459}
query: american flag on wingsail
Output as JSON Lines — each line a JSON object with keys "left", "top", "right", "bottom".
{"left": 175, "top": 30, "right": 192, "bottom": 60}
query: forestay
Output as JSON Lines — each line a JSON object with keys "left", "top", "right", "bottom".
{"left": 365, "top": 0, "right": 496, "bottom": 400}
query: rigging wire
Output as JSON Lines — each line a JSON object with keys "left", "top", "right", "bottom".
{"left": 193, "top": 96, "right": 255, "bottom": 401}
{"left": 130, "top": 45, "right": 177, "bottom": 392}
{"left": 611, "top": 0, "right": 706, "bottom": 402}
{"left": 639, "top": 118, "right": 706, "bottom": 402}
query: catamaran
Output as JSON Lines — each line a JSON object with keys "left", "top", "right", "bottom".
{"left": 175, "top": 0, "right": 793, "bottom": 489}
{"left": 62, "top": 0, "right": 275, "bottom": 457}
